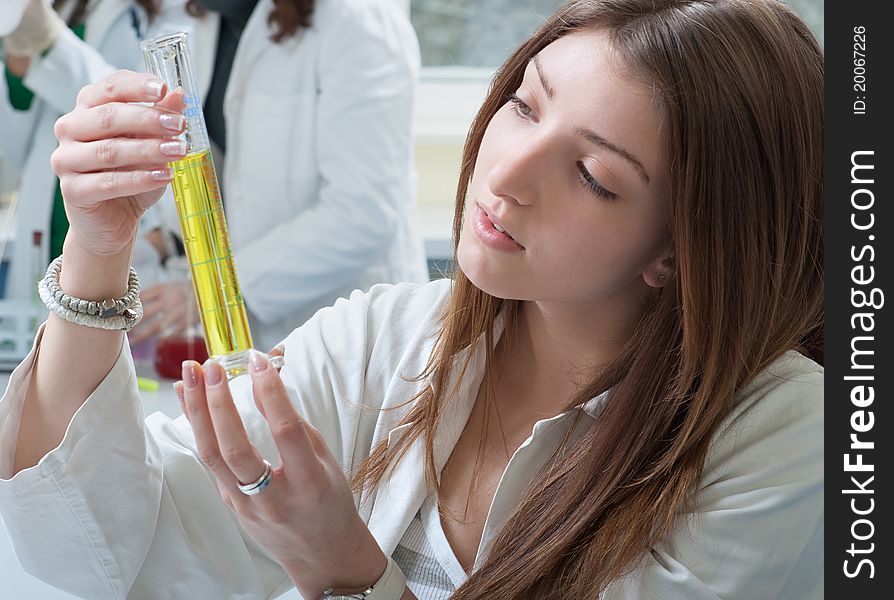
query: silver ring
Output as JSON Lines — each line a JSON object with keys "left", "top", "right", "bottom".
{"left": 238, "top": 459, "right": 272, "bottom": 496}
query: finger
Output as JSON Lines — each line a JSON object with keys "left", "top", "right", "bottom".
{"left": 174, "top": 380, "right": 187, "bottom": 415}
{"left": 59, "top": 168, "right": 173, "bottom": 205}
{"left": 55, "top": 103, "right": 185, "bottom": 143}
{"left": 128, "top": 319, "right": 163, "bottom": 344}
{"left": 160, "top": 304, "right": 189, "bottom": 332}
{"left": 139, "top": 296, "right": 167, "bottom": 320}
{"left": 62, "top": 138, "right": 186, "bottom": 173}
{"left": 150, "top": 309, "right": 187, "bottom": 341}
{"left": 248, "top": 350, "right": 319, "bottom": 474}
{"left": 140, "top": 283, "right": 169, "bottom": 303}
{"left": 202, "top": 359, "right": 268, "bottom": 488}
{"left": 75, "top": 70, "right": 167, "bottom": 109}
{"left": 134, "top": 297, "right": 167, "bottom": 339}
{"left": 156, "top": 88, "right": 187, "bottom": 114}
{"left": 181, "top": 360, "right": 241, "bottom": 488}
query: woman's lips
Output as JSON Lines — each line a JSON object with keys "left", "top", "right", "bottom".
{"left": 473, "top": 204, "right": 524, "bottom": 252}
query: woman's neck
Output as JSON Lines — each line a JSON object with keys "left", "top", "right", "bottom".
{"left": 494, "top": 295, "right": 641, "bottom": 416}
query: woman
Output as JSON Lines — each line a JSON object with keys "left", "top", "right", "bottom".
{"left": 129, "top": 0, "right": 429, "bottom": 350}
{"left": 0, "top": 1, "right": 823, "bottom": 599}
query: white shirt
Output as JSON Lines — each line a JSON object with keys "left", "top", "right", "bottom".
{"left": 392, "top": 495, "right": 463, "bottom": 600}
{"left": 0, "top": 279, "right": 824, "bottom": 599}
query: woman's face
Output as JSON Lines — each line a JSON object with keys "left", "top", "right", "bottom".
{"left": 457, "top": 30, "right": 674, "bottom": 308}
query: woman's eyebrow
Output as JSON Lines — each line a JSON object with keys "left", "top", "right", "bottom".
{"left": 576, "top": 127, "right": 650, "bottom": 184}
{"left": 530, "top": 55, "right": 651, "bottom": 185}
{"left": 532, "top": 54, "right": 555, "bottom": 99}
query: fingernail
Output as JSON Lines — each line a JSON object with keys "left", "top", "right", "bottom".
{"left": 150, "top": 168, "right": 172, "bottom": 181}
{"left": 204, "top": 358, "right": 223, "bottom": 386}
{"left": 249, "top": 349, "right": 268, "bottom": 373}
{"left": 146, "top": 78, "right": 165, "bottom": 100}
{"left": 182, "top": 361, "right": 199, "bottom": 389}
{"left": 160, "top": 140, "right": 186, "bottom": 156}
{"left": 174, "top": 381, "right": 186, "bottom": 413}
{"left": 159, "top": 113, "right": 185, "bottom": 131}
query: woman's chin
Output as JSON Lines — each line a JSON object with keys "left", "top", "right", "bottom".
{"left": 456, "top": 249, "right": 529, "bottom": 301}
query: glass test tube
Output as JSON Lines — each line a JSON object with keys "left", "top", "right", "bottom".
{"left": 141, "top": 32, "right": 282, "bottom": 378}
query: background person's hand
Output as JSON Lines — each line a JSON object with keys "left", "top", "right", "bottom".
{"left": 50, "top": 70, "right": 186, "bottom": 258}
{"left": 129, "top": 280, "right": 199, "bottom": 344}
{"left": 3, "top": 0, "right": 64, "bottom": 57}
{"left": 4, "top": 53, "right": 32, "bottom": 78}
{"left": 174, "top": 353, "right": 388, "bottom": 600}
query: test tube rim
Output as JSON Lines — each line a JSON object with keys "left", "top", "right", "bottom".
{"left": 140, "top": 30, "right": 190, "bottom": 53}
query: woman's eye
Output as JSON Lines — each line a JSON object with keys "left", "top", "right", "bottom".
{"left": 504, "top": 94, "right": 616, "bottom": 201}
{"left": 577, "top": 162, "right": 618, "bottom": 200}
{"left": 507, "top": 93, "right": 534, "bottom": 119}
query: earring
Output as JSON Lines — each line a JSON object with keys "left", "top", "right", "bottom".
{"left": 658, "top": 273, "right": 666, "bottom": 281}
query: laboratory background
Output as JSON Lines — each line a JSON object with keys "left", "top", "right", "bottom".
{"left": 1, "top": 0, "right": 823, "bottom": 597}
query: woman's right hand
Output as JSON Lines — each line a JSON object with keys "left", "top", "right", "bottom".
{"left": 51, "top": 70, "right": 187, "bottom": 258}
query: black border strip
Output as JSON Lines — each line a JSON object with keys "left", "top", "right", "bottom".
{"left": 826, "top": 1, "right": 892, "bottom": 595}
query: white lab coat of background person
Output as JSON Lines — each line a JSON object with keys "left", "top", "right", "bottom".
{"left": 155, "top": 0, "right": 429, "bottom": 351}
{"left": 0, "top": 0, "right": 184, "bottom": 302}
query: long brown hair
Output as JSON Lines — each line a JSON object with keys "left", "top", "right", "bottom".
{"left": 185, "top": 0, "right": 315, "bottom": 43}
{"left": 355, "top": 0, "right": 823, "bottom": 597}
{"left": 54, "top": 0, "right": 161, "bottom": 24}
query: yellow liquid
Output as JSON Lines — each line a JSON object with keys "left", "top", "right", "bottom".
{"left": 169, "top": 150, "right": 253, "bottom": 358}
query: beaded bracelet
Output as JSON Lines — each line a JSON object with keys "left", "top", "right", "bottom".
{"left": 37, "top": 255, "right": 144, "bottom": 332}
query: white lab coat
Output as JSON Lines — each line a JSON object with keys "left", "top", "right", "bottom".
{"left": 158, "top": 0, "right": 429, "bottom": 351}
{"left": 0, "top": 280, "right": 824, "bottom": 599}
{"left": 0, "top": 0, "right": 153, "bottom": 302}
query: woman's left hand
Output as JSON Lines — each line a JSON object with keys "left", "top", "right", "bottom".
{"left": 175, "top": 352, "right": 388, "bottom": 599}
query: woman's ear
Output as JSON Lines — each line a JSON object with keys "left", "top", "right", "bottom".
{"left": 643, "top": 243, "right": 676, "bottom": 288}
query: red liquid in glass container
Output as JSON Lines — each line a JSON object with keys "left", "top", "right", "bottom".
{"left": 155, "top": 335, "right": 209, "bottom": 379}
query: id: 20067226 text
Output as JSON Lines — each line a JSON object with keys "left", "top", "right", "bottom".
{"left": 852, "top": 26, "right": 868, "bottom": 115}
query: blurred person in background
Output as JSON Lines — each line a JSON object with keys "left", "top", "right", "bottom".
{"left": 129, "top": 0, "right": 429, "bottom": 351}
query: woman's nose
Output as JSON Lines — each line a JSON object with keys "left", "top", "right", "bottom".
{"left": 485, "top": 130, "right": 555, "bottom": 206}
